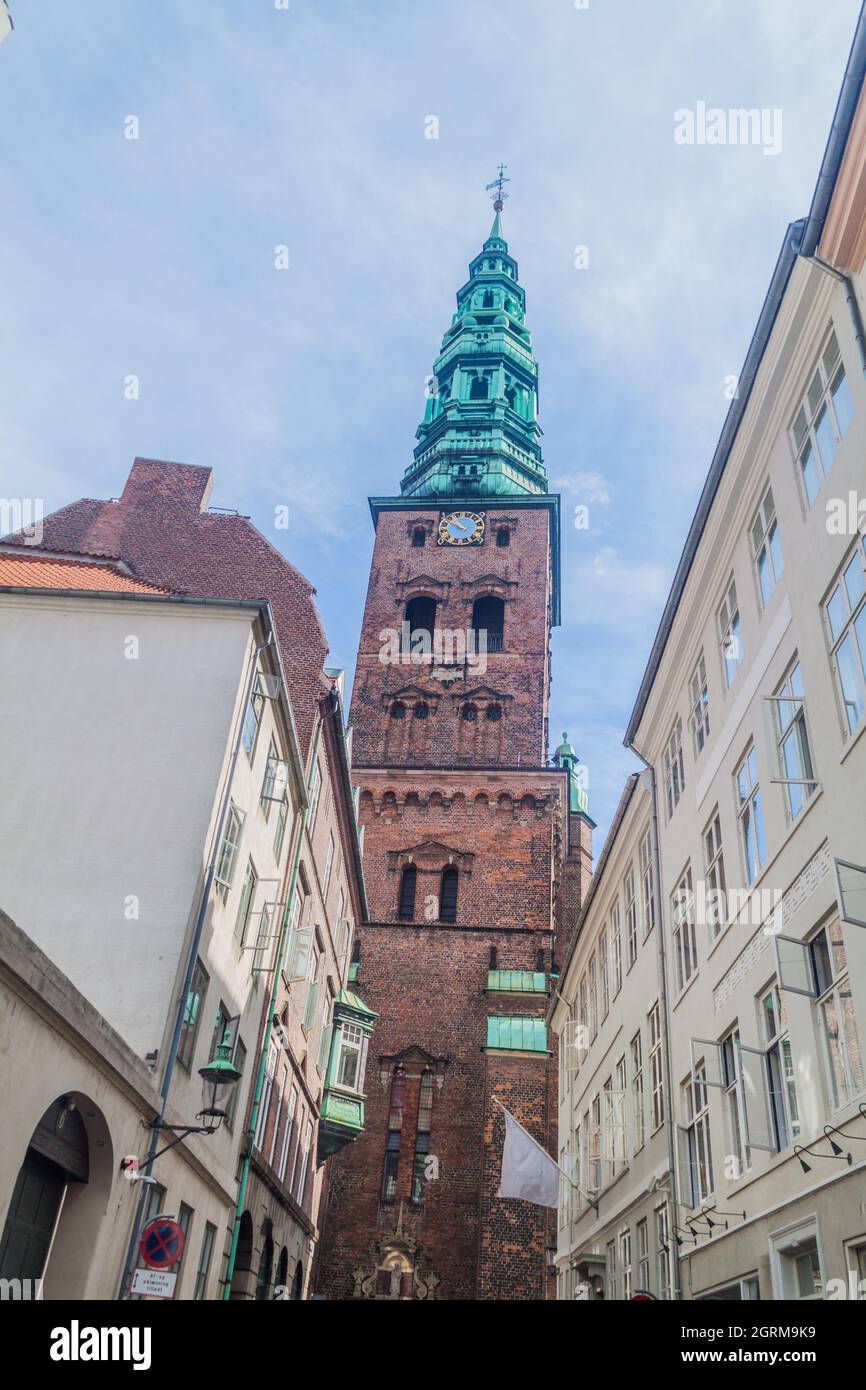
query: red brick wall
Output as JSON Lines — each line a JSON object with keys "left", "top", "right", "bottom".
{"left": 351, "top": 505, "right": 553, "bottom": 768}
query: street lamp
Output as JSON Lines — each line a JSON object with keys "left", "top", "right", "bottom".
{"left": 198, "top": 1030, "right": 243, "bottom": 1130}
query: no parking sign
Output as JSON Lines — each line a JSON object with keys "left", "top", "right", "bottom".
{"left": 139, "top": 1216, "right": 186, "bottom": 1270}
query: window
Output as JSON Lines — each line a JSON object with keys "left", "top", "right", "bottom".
{"left": 322, "top": 833, "right": 335, "bottom": 898}
{"left": 414, "top": 702, "right": 429, "bottom": 719}
{"left": 599, "top": 927, "right": 609, "bottom": 1020}
{"left": 255, "top": 1040, "right": 278, "bottom": 1150}
{"left": 702, "top": 810, "right": 727, "bottom": 943}
{"left": 405, "top": 595, "right": 437, "bottom": 647}
{"left": 440, "top": 866, "right": 458, "bottom": 922}
{"left": 671, "top": 865, "right": 697, "bottom": 993}
{"left": 273, "top": 796, "right": 289, "bottom": 860}
{"left": 382, "top": 1070, "right": 405, "bottom": 1201}
{"left": 308, "top": 761, "right": 322, "bottom": 828}
{"left": 302, "top": 948, "right": 321, "bottom": 1032}
{"left": 718, "top": 579, "right": 742, "bottom": 688}
{"left": 462, "top": 703, "right": 477, "bottom": 722}
{"left": 588, "top": 953, "right": 598, "bottom": 1040}
{"left": 721, "top": 1028, "right": 747, "bottom": 1177}
{"left": 649, "top": 1003, "right": 664, "bottom": 1131}
{"left": 215, "top": 805, "right": 243, "bottom": 899}
{"left": 472, "top": 595, "right": 504, "bottom": 653}
{"left": 242, "top": 691, "right": 264, "bottom": 760}
{"left": 751, "top": 486, "right": 783, "bottom": 607}
{"left": 791, "top": 329, "right": 853, "bottom": 507}
{"left": 277, "top": 1086, "right": 298, "bottom": 1183}
{"left": 390, "top": 701, "right": 406, "bottom": 721}
{"left": 760, "top": 984, "right": 801, "bottom": 1148}
{"left": 317, "top": 998, "right": 333, "bottom": 1072}
{"left": 234, "top": 859, "right": 258, "bottom": 943}
{"left": 412, "top": 527, "right": 426, "bottom": 548}
{"left": 772, "top": 661, "right": 816, "bottom": 820}
{"left": 689, "top": 653, "right": 710, "bottom": 755}
{"left": 640, "top": 829, "right": 655, "bottom": 936}
{"left": 294, "top": 1119, "right": 313, "bottom": 1208}
{"left": 662, "top": 717, "right": 685, "bottom": 818}
{"left": 589, "top": 1095, "right": 602, "bottom": 1190}
{"left": 811, "top": 921, "right": 865, "bottom": 1109}
{"left": 623, "top": 873, "right": 637, "bottom": 968}
{"left": 606, "top": 1239, "right": 617, "bottom": 1301}
{"left": 260, "top": 737, "right": 282, "bottom": 820}
{"left": 771, "top": 1223, "right": 825, "bottom": 1299}
{"left": 194, "top": 1222, "right": 216, "bottom": 1300}
{"left": 631, "top": 1031, "right": 645, "bottom": 1153}
{"left": 173, "top": 1204, "right": 193, "bottom": 1299}
{"left": 486, "top": 703, "right": 501, "bottom": 722}
{"left": 412, "top": 1070, "right": 434, "bottom": 1203}
{"left": 614, "top": 1056, "right": 627, "bottom": 1172}
{"left": 735, "top": 746, "right": 766, "bottom": 885}
{"left": 177, "top": 958, "right": 208, "bottom": 1070}
{"left": 655, "top": 1204, "right": 671, "bottom": 1299}
{"left": 225, "top": 1037, "right": 246, "bottom": 1129}
{"left": 637, "top": 1219, "right": 650, "bottom": 1293}
{"left": 336, "top": 1022, "right": 366, "bottom": 1090}
{"left": 611, "top": 903, "right": 623, "bottom": 996}
{"left": 619, "top": 1229, "right": 632, "bottom": 1301}
{"left": 496, "top": 527, "right": 510, "bottom": 548}
{"left": 682, "top": 1063, "right": 714, "bottom": 1207}
{"left": 398, "top": 865, "right": 417, "bottom": 920}
{"left": 824, "top": 538, "right": 866, "bottom": 735}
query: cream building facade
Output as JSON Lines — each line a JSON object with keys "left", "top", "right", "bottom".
{"left": 555, "top": 11, "right": 866, "bottom": 1301}
{"left": 0, "top": 579, "right": 370, "bottom": 1299}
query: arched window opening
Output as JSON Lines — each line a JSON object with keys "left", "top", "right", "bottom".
{"left": 462, "top": 703, "right": 477, "bottom": 722}
{"left": 496, "top": 527, "right": 510, "bottom": 548}
{"left": 382, "top": 1069, "right": 406, "bottom": 1202}
{"left": 414, "top": 702, "right": 429, "bottom": 720}
{"left": 291, "top": 1261, "right": 303, "bottom": 1301}
{"left": 405, "top": 595, "right": 436, "bottom": 648}
{"left": 255, "top": 1224, "right": 274, "bottom": 1301}
{"left": 412, "top": 527, "right": 426, "bottom": 548}
{"left": 472, "top": 595, "right": 504, "bottom": 653}
{"left": 390, "top": 701, "right": 406, "bottom": 720}
{"left": 469, "top": 373, "right": 489, "bottom": 401}
{"left": 482, "top": 289, "right": 494, "bottom": 308}
{"left": 486, "top": 704, "right": 502, "bottom": 722}
{"left": 412, "top": 1071, "right": 434, "bottom": 1203}
{"left": 275, "top": 1247, "right": 288, "bottom": 1299}
{"left": 440, "top": 866, "right": 459, "bottom": 923}
{"left": 398, "top": 865, "right": 417, "bottom": 920}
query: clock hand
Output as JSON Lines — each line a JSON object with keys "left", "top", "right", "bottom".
{"left": 452, "top": 519, "right": 471, "bottom": 533}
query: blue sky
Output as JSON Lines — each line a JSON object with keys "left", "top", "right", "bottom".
{"left": 0, "top": 0, "right": 860, "bottom": 845}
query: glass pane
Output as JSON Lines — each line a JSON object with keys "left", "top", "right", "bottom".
{"left": 836, "top": 632, "right": 866, "bottom": 732}
{"left": 807, "top": 371, "right": 824, "bottom": 417}
{"left": 793, "top": 405, "right": 808, "bottom": 447}
{"left": 821, "top": 995, "right": 847, "bottom": 1108}
{"left": 832, "top": 368, "right": 854, "bottom": 438}
{"left": 827, "top": 584, "right": 848, "bottom": 641}
{"left": 737, "top": 1045, "right": 775, "bottom": 1150}
{"left": 768, "top": 521, "right": 783, "bottom": 580}
{"left": 837, "top": 860, "right": 866, "bottom": 929}
{"left": 814, "top": 404, "right": 837, "bottom": 472}
{"left": 844, "top": 553, "right": 866, "bottom": 609}
{"left": 800, "top": 441, "right": 820, "bottom": 506}
{"left": 758, "top": 547, "right": 773, "bottom": 606}
{"left": 747, "top": 746, "right": 759, "bottom": 787}
{"left": 823, "top": 331, "right": 840, "bottom": 375}
{"left": 751, "top": 515, "right": 765, "bottom": 555}
{"left": 776, "top": 935, "right": 815, "bottom": 996}
{"left": 782, "top": 732, "right": 804, "bottom": 818}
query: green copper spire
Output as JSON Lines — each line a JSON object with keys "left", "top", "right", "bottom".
{"left": 401, "top": 169, "right": 547, "bottom": 500}
{"left": 553, "top": 732, "right": 590, "bottom": 816}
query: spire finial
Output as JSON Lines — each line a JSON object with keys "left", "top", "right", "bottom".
{"left": 485, "top": 162, "right": 510, "bottom": 213}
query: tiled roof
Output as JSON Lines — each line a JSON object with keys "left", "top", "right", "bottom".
{"left": 0, "top": 552, "right": 171, "bottom": 594}
{"left": 0, "top": 456, "right": 331, "bottom": 758}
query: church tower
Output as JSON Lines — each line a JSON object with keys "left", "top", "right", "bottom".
{"left": 316, "top": 179, "right": 593, "bottom": 1301}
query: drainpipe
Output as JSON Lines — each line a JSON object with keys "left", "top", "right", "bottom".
{"left": 221, "top": 697, "right": 328, "bottom": 1299}
{"left": 625, "top": 742, "right": 683, "bottom": 1301}
{"left": 117, "top": 625, "right": 273, "bottom": 1299}
{"left": 798, "top": 243, "right": 866, "bottom": 380}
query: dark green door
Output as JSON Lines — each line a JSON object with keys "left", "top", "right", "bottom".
{"left": 0, "top": 1151, "right": 67, "bottom": 1281}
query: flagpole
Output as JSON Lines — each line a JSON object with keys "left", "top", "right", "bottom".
{"left": 491, "top": 1096, "right": 598, "bottom": 1209}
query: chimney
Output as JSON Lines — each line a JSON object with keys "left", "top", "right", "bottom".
{"left": 120, "top": 457, "right": 214, "bottom": 514}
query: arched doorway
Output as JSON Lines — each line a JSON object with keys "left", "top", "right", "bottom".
{"left": 291, "top": 1260, "right": 303, "bottom": 1301}
{"left": 0, "top": 1093, "right": 111, "bottom": 1297}
{"left": 255, "top": 1221, "right": 274, "bottom": 1301}
{"left": 229, "top": 1211, "right": 255, "bottom": 1300}
{"left": 274, "top": 1246, "right": 288, "bottom": 1299}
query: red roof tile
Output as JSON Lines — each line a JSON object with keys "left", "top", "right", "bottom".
{"left": 0, "top": 552, "right": 171, "bottom": 594}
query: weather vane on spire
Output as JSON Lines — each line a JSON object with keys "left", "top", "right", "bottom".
{"left": 485, "top": 163, "right": 510, "bottom": 212}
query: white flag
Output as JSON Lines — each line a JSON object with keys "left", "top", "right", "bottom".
{"left": 496, "top": 1106, "right": 559, "bottom": 1208}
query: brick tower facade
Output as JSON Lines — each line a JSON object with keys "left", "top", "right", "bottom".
{"left": 315, "top": 195, "right": 593, "bottom": 1300}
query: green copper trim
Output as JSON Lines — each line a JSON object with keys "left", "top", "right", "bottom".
{"left": 485, "top": 1015, "right": 549, "bottom": 1053}
{"left": 552, "top": 729, "right": 590, "bottom": 816}
{"left": 487, "top": 970, "right": 548, "bottom": 995}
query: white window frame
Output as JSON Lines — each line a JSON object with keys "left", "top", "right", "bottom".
{"left": 671, "top": 865, "right": 697, "bottom": 994}
{"left": 750, "top": 484, "right": 783, "bottom": 608}
{"left": 640, "top": 830, "right": 655, "bottom": 937}
{"left": 734, "top": 745, "right": 766, "bottom": 886}
{"left": 649, "top": 1002, "right": 664, "bottom": 1133}
{"left": 823, "top": 536, "right": 866, "bottom": 737}
{"left": 769, "top": 659, "right": 817, "bottom": 821}
{"left": 702, "top": 809, "right": 726, "bottom": 943}
{"left": 790, "top": 327, "right": 853, "bottom": 509}
{"left": 689, "top": 651, "right": 710, "bottom": 755}
{"left": 718, "top": 577, "right": 742, "bottom": 688}
{"left": 624, "top": 872, "right": 637, "bottom": 967}
{"left": 662, "top": 717, "right": 685, "bottom": 819}
{"left": 630, "top": 1030, "right": 645, "bottom": 1154}
{"left": 215, "top": 804, "right": 244, "bottom": 899}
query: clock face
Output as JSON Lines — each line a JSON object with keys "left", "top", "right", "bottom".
{"left": 438, "top": 510, "right": 485, "bottom": 546}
